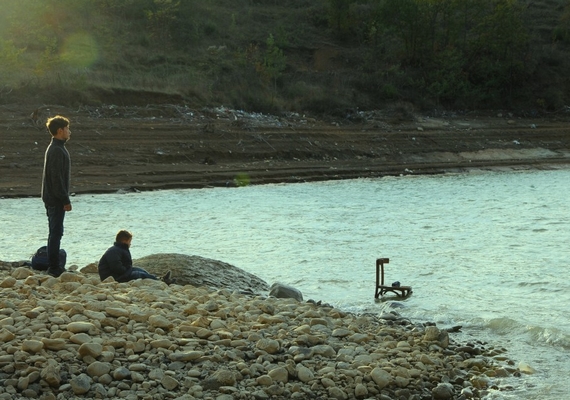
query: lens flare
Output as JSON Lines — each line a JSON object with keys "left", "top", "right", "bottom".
{"left": 60, "top": 33, "right": 99, "bottom": 68}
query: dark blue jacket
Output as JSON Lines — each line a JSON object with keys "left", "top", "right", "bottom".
{"left": 41, "top": 138, "right": 71, "bottom": 206}
{"left": 98, "top": 242, "right": 133, "bottom": 282}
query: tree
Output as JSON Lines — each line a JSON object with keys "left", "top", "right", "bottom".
{"left": 466, "top": 0, "right": 530, "bottom": 102}
{"left": 327, "top": 0, "right": 356, "bottom": 38}
{"left": 0, "top": 39, "right": 25, "bottom": 84}
{"left": 144, "top": 0, "right": 181, "bottom": 44}
{"left": 261, "top": 33, "right": 286, "bottom": 104}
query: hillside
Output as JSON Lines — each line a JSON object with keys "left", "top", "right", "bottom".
{"left": 1, "top": 0, "right": 570, "bottom": 114}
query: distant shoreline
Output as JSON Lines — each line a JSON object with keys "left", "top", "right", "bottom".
{"left": 2, "top": 158, "right": 569, "bottom": 200}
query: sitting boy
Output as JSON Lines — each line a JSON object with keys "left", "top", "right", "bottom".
{"left": 98, "top": 230, "right": 174, "bottom": 284}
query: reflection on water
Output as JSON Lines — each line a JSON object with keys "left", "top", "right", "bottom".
{"left": 1, "top": 168, "right": 570, "bottom": 399}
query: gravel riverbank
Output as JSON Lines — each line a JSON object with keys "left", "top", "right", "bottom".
{"left": 0, "top": 260, "right": 525, "bottom": 400}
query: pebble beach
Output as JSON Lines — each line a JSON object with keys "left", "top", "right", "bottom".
{"left": 0, "top": 260, "right": 525, "bottom": 400}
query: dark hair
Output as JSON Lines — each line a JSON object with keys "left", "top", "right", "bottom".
{"left": 46, "top": 115, "right": 70, "bottom": 136}
{"left": 115, "top": 230, "right": 133, "bottom": 243}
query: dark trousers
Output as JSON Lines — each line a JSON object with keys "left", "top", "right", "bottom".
{"left": 128, "top": 267, "right": 158, "bottom": 281}
{"left": 46, "top": 205, "right": 65, "bottom": 269}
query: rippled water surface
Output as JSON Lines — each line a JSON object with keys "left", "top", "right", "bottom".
{"left": 1, "top": 169, "right": 569, "bottom": 399}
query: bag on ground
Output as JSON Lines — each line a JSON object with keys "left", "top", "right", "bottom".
{"left": 31, "top": 246, "right": 67, "bottom": 271}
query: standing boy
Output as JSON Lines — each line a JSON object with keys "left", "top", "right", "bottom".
{"left": 41, "top": 115, "right": 72, "bottom": 277}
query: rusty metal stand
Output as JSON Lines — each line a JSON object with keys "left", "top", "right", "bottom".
{"left": 374, "top": 258, "right": 412, "bottom": 298}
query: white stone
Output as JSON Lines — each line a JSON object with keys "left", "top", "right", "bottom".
{"left": 518, "top": 361, "right": 537, "bottom": 374}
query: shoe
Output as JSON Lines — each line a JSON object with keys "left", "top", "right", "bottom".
{"left": 47, "top": 267, "right": 65, "bottom": 278}
{"left": 161, "top": 270, "right": 173, "bottom": 285}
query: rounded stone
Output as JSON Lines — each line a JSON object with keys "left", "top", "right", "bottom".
{"left": 256, "top": 375, "right": 273, "bottom": 386}
{"left": 161, "top": 375, "right": 179, "bottom": 390}
{"left": 432, "top": 382, "right": 454, "bottom": 399}
{"left": 370, "top": 367, "right": 391, "bottom": 389}
{"left": 112, "top": 366, "right": 131, "bottom": 380}
{"left": 70, "top": 373, "right": 92, "bottom": 395}
{"left": 0, "top": 277, "right": 17, "bottom": 288}
{"left": 67, "top": 321, "right": 96, "bottom": 333}
{"left": 169, "top": 351, "right": 203, "bottom": 362}
{"left": 86, "top": 361, "right": 111, "bottom": 377}
{"left": 105, "top": 307, "right": 129, "bottom": 317}
{"left": 296, "top": 365, "right": 314, "bottom": 383}
{"left": 41, "top": 338, "right": 66, "bottom": 351}
{"left": 268, "top": 366, "right": 288, "bottom": 383}
{"left": 22, "top": 340, "right": 44, "bottom": 353}
{"left": 78, "top": 343, "right": 103, "bottom": 359}
{"left": 354, "top": 383, "right": 368, "bottom": 397}
{"left": 148, "top": 315, "right": 171, "bottom": 328}
{"left": 203, "top": 370, "right": 236, "bottom": 390}
{"left": 328, "top": 386, "right": 347, "bottom": 400}
{"left": 256, "top": 338, "right": 280, "bottom": 354}
{"left": 70, "top": 333, "right": 92, "bottom": 345}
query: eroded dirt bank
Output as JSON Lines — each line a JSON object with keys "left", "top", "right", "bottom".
{"left": 1, "top": 104, "right": 569, "bottom": 198}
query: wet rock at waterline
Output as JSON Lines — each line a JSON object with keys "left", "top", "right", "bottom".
{"left": 269, "top": 282, "right": 304, "bottom": 301}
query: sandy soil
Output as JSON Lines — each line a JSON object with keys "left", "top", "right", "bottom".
{"left": 1, "top": 104, "right": 570, "bottom": 199}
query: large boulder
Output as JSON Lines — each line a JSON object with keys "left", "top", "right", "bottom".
{"left": 133, "top": 253, "right": 269, "bottom": 294}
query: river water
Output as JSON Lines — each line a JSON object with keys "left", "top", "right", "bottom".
{"left": 1, "top": 168, "right": 569, "bottom": 399}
